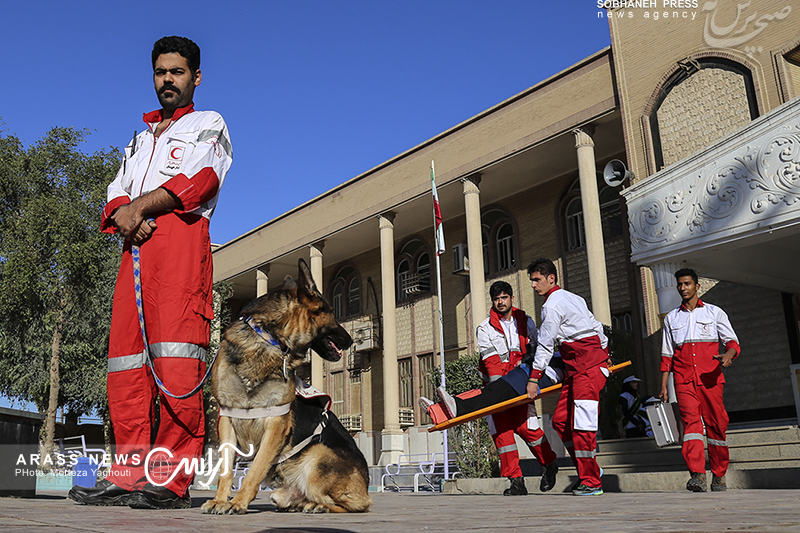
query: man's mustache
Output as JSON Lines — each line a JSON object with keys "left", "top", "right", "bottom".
{"left": 159, "top": 84, "right": 181, "bottom": 95}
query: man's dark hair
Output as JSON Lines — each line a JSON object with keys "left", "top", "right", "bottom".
{"left": 527, "top": 258, "right": 558, "bottom": 282}
{"left": 152, "top": 36, "right": 201, "bottom": 73}
{"left": 489, "top": 281, "right": 513, "bottom": 299}
{"left": 674, "top": 268, "right": 698, "bottom": 284}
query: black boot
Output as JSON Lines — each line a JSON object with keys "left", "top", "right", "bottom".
{"left": 540, "top": 461, "right": 558, "bottom": 492}
{"left": 503, "top": 476, "right": 527, "bottom": 496}
{"left": 686, "top": 472, "right": 707, "bottom": 492}
{"left": 127, "top": 483, "right": 191, "bottom": 509}
{"left": 68, "top": 479, "right": 132, "bottom": 506}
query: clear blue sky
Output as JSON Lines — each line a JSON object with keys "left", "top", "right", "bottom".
{"left": 1, "top": 0, "right": 611, "bottom": 247}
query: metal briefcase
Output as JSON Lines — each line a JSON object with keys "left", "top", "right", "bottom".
{"left": 646, "top": 402, "right": 680, "bottom": 447}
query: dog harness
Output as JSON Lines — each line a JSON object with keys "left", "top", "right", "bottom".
{"left": 219, "top": 376, "right": 330, "bottom": 466}
{"left": 219, "top": 318, "right": 333, "bottom": 465}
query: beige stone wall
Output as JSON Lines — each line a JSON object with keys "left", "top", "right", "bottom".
{"left": 414, "top": 298, "right": 436, "bottom": 355}
{"left": 437, "top": 217, "right": 474, "bottom": 358}
{"left": 608, "top": 0, "right": 800, "bottom": 186}
{"left": 396, "top": 306, "right": 413, "bottom": 357}
{"left": 657, "top": 68, "right": 752, "bottom": 167}
{"left": 698, "top": 280, "right": 795, "bottom": 412}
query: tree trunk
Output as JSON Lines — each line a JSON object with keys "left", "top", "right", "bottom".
{"left": 40, "top": 304, "right": 65, "bottom": 470}
{"left": 101, "top": 407, "right": 111, "bottom": 475}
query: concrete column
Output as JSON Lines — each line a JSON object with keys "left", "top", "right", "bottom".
{"left": 573, "top": 127, "right": 611, "bottom": 326}
{"left": 651, "top": 262, "right": 682, "bottom": 319}
{"left": 462, "top": 175, "right": 486, "bottom": 347}
{"left": 650, "top": 262, "right": 682, "bottom": 403}
{"left": 309, "top": 241, "right": 325, "bottom": 391}
{"left": 377, "top": 212, "right": 403, "bottom": 465}
{"left": 256, "top": 266, "right": 269, "bottom": 298}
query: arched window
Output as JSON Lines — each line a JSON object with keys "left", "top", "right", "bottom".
{"left": 496, "top": 223, "right": 515, "bottom": 271}
{"left": 329, "top": 265, "right": 360, "bottom": 320}
{"left": 648, "top": 57, "right": 758, "bottom": 169}
{"left": 396, "top": 259, "right": 410, "bottom": 301}
{"left": 416, "top": 253, "right": 431, "bottom": 293}
{"left": 332, "top": 283, "right": 344, "bottom": 319}
{"left": 396, "top": 239, "right": 432, "bottom": 301}
{"left": 563, "top": 181, "right": 624, "bottom": 251}
{"left": 599, "top": 186, "right": 624, "bottom": 238}
{"left": 565, "top": 197, "right": 585, "bottom": 251}
{"left": 347, "top": 276, "right": 360, "bottom": 317}
{"left": 480, "top": 209, "right": 518, "bottom": 274}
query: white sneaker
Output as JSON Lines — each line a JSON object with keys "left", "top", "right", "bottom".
{"left": 437, "top": 386, "right": 457, "bottom": 418}
{"left": 419, "top": 396, "right": 434, "bottom": 412}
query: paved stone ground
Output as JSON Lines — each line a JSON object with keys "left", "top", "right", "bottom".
{"left": 1, "top": 489, "right": 799, "bottom": 532}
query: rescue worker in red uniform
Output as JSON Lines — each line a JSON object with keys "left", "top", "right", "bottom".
{"left": 69, "top": 36, "right": 232, "bottom": 509}
{"left": 660, "top": 268, "right": 740, "bottom": 493}
{"left": 526, "top": 258, "right": 609, "bottom": 496}
{"left": 472, "top": 281, "right": 558, "bottom": 496}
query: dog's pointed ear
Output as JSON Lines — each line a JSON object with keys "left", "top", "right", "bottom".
{"left": 297, "top": 258, "right": 319, "bottom": 296}
{"left": 282, "top": 275, "right": 298, "bottom": 290}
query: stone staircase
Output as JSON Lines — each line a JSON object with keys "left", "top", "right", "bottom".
{"left": 442, "top": 422, "right": 800, "bottom": 494}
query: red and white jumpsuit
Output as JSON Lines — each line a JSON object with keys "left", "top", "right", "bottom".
{"left": 100, "top": 103, "right": 232, "bottom": 496}
{"left": 530, "top": 287, "right": 609, "bottom": 488}
{"left": 661, "top": 300, "right": 740, "bottom": 478}
{"left": 476, "top": 308, "right": 557, "bottom": 478}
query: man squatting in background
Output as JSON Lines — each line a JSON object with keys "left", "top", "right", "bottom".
{"left": 661, "top": 268, "right": 740, "bottom": 492}
{"left": 69, "top": 36, "right": 233, "bottom": 509}
{"left": 421, "top": 280, "right": 563, "bottom": 495}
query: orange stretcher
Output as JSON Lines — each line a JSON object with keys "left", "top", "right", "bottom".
{"left": 428, "top": 360, "right": 632, "bottom": 432}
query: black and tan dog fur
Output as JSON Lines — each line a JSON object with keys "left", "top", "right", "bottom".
{"left": 201, "top": 259, "right": 372, "bottom": 514}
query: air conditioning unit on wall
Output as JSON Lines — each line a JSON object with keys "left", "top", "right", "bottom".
{"left": 452, "top": 243, "right": 469, "bottom": 274}
{"left": 352, "top": 316, "right": 379, "bottom": 353}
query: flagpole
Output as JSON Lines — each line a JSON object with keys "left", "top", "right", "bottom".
{"left": 431, "top": 160, "right": 450, "bottom": 481}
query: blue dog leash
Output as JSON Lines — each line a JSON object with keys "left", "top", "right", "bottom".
{"left": 131, "top": 242, "right": 217, "bottom": 399}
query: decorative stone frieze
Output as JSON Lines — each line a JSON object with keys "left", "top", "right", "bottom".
{"left": 622, "top": 97, "right": 800, "bottom": 266}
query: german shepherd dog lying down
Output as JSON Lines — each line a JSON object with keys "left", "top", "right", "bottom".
{"left": 201, "top": 259, "right": 372, "bottom": 514}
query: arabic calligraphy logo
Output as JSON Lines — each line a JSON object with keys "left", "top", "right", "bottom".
{"left": 702, "top": 1, "right": 791, "bottom": 52}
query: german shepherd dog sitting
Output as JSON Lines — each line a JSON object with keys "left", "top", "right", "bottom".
{"left": 201, "top": 259, "right": 372, "bottom": 514}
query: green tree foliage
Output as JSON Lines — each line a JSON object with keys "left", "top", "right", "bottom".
{"left": 429, "top": 354, "right": 499, "bottom": 478}
{"left": 0, "top": 127, "right": 122, "bottom": 454}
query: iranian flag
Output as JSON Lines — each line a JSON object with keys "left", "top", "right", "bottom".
{"left": 431, "top": 161, "right": 445, "bottom": 256}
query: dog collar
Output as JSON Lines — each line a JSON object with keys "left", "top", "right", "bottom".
{"left": 242, "top": 315, "right": 281, "bottom": 347}
{"left": 242, "top": 315, "right": 291, "bottom": 380}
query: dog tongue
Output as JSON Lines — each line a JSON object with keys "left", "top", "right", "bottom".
{"left": 328, "top": 339, "right": 342, "bottom": 356}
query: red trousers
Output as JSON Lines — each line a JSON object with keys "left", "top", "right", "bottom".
{"left": 551, "top": 365, "right": 606, "bottom": 488}
{"left": 675, "top": 380, "right": 729, "bottom": 477}
{"left": 489, "top": 403, "right": 557, "bottom": 478}
{"left": 105, "top": 214, "right": 212, "bottom": 497}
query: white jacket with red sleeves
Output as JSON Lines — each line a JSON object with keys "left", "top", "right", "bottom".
{"left": 101, "top": 104, "right": 232, "bottom": 231}
{"left": 530, "top": 287, "right": 608, "bottom": 380}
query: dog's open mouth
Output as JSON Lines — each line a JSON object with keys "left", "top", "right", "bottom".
{"left": 326, "top": 338, "right": 343, "bottom": 359}
{"left": 311, "top": 326, "right": 353, "bottom": 362}
{"left": 311, "top": 335, "right": 344, "bottom": 362}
